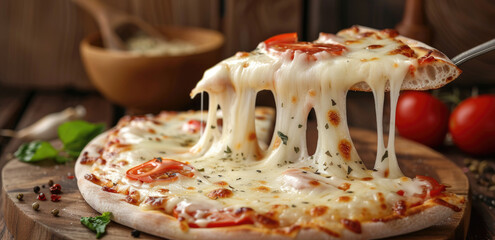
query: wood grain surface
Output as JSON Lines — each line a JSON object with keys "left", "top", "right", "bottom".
{"left": 1, "top": 126, "right": 469, "bottom": 240}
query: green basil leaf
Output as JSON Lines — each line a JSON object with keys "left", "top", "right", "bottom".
{"left": 55, "top": 155, "right": 72, "bottom": 164}
{"left": 58, "top": 120, "right": 104, "bottom": 157}
{"left": 80, "top": 212, "right": 112, "bottom": 239}
{"left": 14, "top": 141, "right": 58, "bottom": 162}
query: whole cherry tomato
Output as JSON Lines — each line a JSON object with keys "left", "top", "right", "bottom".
{"left": 449, "top": 94, "right": 495, "bottom": 155}
{"left": 395, "top": 91, "right": 449, "bottom": 147}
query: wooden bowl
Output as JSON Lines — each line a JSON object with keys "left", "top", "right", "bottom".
{"left": 80, "top": 26, "right": 223, "bottom": 113}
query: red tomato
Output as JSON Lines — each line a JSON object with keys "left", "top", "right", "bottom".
{"left": 126, "top": 158, "right": 194, "bottom": 183}
{"left": 449, "top": 95, "right": 495, "bottom": 155}
{"left": 174, "top": 208, "right": 254, "bottom": 228}
{"left": 264, "top": 32, "right": 298, "bottom": 46}
{"left": 182, "top": 119, "right": 206, "bottom": 133}
{"left": 263, "top": 33, "right": 346, "bottom": 59}
{"left": 395, "top": 91, "right": 449, "bottom": 147}
{"left": 415, "top": 175, "right": 446, "bottom": 197}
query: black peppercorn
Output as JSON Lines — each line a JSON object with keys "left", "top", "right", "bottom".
{"left": 33, "top": 186, "right": 40, "bottom": 194}
{"left": 48, "top": 180, "right": 54, "bottom": 187}
{"left": 131, "top": 229, "right": 141, "bottom": 238}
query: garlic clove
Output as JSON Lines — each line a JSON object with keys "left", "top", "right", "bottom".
{"left": 0, "top": 105, "right": 87, "bottom": 140}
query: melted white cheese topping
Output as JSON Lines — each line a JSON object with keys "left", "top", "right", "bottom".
{"left": 87, "top": 28, "right": 463, "bottom": 235}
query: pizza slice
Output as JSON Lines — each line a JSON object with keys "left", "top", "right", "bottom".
{"left": 76, "top": 25, "right": 464, "bottom": 239}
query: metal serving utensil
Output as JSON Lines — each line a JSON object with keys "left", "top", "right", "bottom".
{"left": 451, "top": 39, "right": 495, "bottom": 66}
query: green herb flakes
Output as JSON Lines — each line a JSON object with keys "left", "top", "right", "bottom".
{"left": 277, "top": 131, "right": 288, "bottom": 145}
{"left": 381, "top": 151, "right": 389, "bottom": 162}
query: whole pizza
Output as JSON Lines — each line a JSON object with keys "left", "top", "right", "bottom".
{"left": 76, "top": 26, "right": 464, "bottom": 239}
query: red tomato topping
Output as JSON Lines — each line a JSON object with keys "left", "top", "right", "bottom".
{"left": 182, "top": 119, "right": 206, "bottom": 134}
{"left": 263, "top": 33, "right": 346, "bottom": 60}
{"left": 126, "top": 158, "right": 194, "bottom": 183}
{"left": 174, "top": 207, "right": 255, "bottom": 228}
{"left": 396, "top": 190, "right": 405, "bottom": 196}
{"left": 415, "top": 175, "right": 446, "bottom": 197}
{"left": 264, "top": 33, "right": 298, "bottom": 46}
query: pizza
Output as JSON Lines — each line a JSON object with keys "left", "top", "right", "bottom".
{"left": 76, "top": 25, "right": 464, "bottom": 239}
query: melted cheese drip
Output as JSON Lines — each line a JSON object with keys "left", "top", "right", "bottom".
{"left": 87, "top": 29, "right": 463, "bottom": 235}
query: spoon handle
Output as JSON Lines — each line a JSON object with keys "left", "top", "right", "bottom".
{"left": 451, "top": 39, "right": 495, "bottom": 66}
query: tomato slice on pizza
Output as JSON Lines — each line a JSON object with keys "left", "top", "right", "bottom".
{"left": 126, "top": 158, "right": 194, "bottom": 183}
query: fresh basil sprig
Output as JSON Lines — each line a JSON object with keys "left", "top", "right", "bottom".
{"left": 14, "top": 120, "right": 104, "bottom": 163}
{"left": 80, "top": 212, "right": 112, "bottom": 238}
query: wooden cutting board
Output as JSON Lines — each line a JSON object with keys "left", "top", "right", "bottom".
{"left": 1, "top": 128, "right": 469, "bottom": 239}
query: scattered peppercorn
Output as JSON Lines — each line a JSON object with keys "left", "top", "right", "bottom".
{"left": 51, "top": 209, "right": 59, "bottom": 217}
{"left": 131, "top": 229, "right": 141, "bottom": 238}
{"left": 32, "top": 202, "right": 40, "bottom": 211}
{"left": 48, "top": 180, "right": 54, "bottom": 187}
{"left": 67, "top": 175, "right": 75, "bottom": 180}
{"left": 37, "top": 193, "right": 46, "bottom": 201}
{"left": 16, "top": 193, "right": 24, "bottom": 201}
{"left": 51, "top": 194, "right": 61, "bottom": 202}
{"left": 42, "top": 185, "right": 45, "bottom": 188}
{"left": 33, "top": 186, "right": 40, "bottom": 194}
{"left": 49, "top": 184, "right": 62, "bottom": 194}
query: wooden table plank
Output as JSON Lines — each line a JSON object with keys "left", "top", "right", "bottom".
{"left": 0, "top": 88, "right": 30, "bottom": 156}
{"left": 0, "top": 91, "right": 115, "bottom": 240}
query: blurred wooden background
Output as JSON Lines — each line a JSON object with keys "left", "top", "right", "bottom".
{"left": 0, "top": 0, "right": 494, "bottom": 91}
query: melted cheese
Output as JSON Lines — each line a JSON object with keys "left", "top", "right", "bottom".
{"left": 84, "top": 27, "right": 464, "bottom": 237}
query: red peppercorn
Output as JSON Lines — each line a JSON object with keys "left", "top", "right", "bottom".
{"left": 49, "top": 184, "right": 62, "bottom": 194}
{"left": 50, "top": 194, "right": 61, "bottom": 202}
{"left": 37, "top": 193, "right": 46, "bottom": 201}
{"left": 67, "top": 175, "right": 75, "bottom": 180}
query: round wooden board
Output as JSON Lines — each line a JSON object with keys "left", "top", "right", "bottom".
{"left": 1, "top": 128, "right": 469, "bottom": 240}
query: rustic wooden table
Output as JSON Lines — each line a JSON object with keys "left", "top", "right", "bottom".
{"left": 0, "top": 88, "right": 493, "bottom": 239}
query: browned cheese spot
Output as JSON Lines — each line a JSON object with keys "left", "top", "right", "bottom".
{"left": 248, "top": 132, "right": 257, "bottom": 141}
{"left": 341, "top": 218, "right": 362, "bottom": 234}
{"left": 338, "top": 139, "right": 352, "bottom": 160}
{"left": 338, "top": 182, "right": 351, "bottom": 191}
{"left": 144, "top": 196, "right": 168, "bottom": 209}
{"left": 147, "top": 128, "right": 156, "bottom": 134}
{"left": 384, "top": 168, "right": 390, "bottom": 178}
{"left": 254, "top": 186, "right": 271, "bottom": 192}
{"left": 243, "top": 62, "right": 250, "bottom": 68}
{"left": 310, "top": 206, "right": 329, "bottom": 217}
{"left": 309, "top": 180, "right": 320, "bottom": 186}
{"left": 308, "top": 89, "right": 316, "bottom": 96}
{"left": 291, "top": 96, "right": 297, "bottom": 103}
{"left": 327, "top": 110, "right": 340, "bottom": 126}
{"left": 273, "top": 137, "right": 281, "bottom": 149}
{"left": 377, "top": 192, "right": 387, "bottom": 209}
{"left": 366, "top": 44, "right": 383, "bottom": 49}
{"left": 207, "top": 188, "right": 233, "bottom": 199}
{"left": 388, "top": 44, "right": 417, "bottom": 58}
{"left": 361, "top": 177, "right": 373, "bottom": 181}
{"left": 215, "top": 181, "right": 229, "bottom": 187}
{"left": 255, "top": 214, "right": 279, "bottom": 228}
{"left": 338, "top": 196, "right": 351, "bottom": 202}
{"left": 360, "top": 57, "right": 379, "bottom": 62}
{"left": 236, "top": 51, "right": 250, "bottom": 58}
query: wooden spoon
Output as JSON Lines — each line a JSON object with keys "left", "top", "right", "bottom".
{"left": 72, "top": 0, "right": 165, "bottom": 50}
